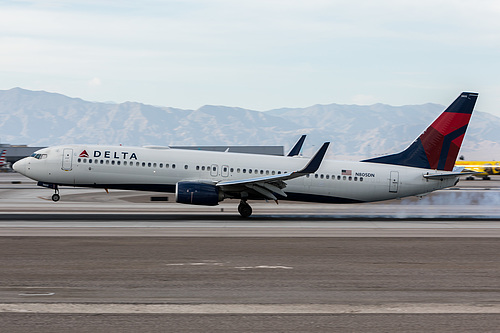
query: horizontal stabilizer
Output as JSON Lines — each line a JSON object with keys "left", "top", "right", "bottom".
{"left": 423, "top": 171, "right": 476, "bottom": 180}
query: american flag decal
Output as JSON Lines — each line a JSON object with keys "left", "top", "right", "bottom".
{"left": 341, "top": 169, "right": 352, "bottom": 175}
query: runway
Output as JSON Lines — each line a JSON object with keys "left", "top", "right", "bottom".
{"left": 2, "top": 173, "right": 500, "bottom": 332}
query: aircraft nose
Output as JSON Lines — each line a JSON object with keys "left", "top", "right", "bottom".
{"left": 12, "top": 158, "right": 27, "bottom": 175}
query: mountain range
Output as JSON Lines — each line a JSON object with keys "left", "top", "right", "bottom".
{"left": 1, "top": 87, "right": 499, "bottom": 160}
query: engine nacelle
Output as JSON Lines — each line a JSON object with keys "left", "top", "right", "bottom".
{"left": 175, "top": 181, "right": 223, "bottom": 206}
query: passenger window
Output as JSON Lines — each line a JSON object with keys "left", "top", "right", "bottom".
{"left": 201, "top": 166, "right": 205, "bottom": 171}
{"left": 106, "top": 160, "right": 110, "bottom": 165}
{"left": 243, "top": 169, "right": 246, "bottom": 173}
{"left": 142, "top": 162, "right": 145, "bottom": 167}
{"left": 117, "top": 161, "right": 121, "bottom": 165}
{"left": 196, "top": 166, "right": 200, "bottom": 170}
{"left": 354, "top": 177, "right": 357, "bottom": 181}
{"left": 111, "top": 160, "right": 115, "bottom": 165}
{"left": 360, "top": 177, "right": 364, "bottom": 182}
{"left": 160, "top": 163, "right": 163, "bottom": 168}
{"left": 348, "top": 176, "right": 352, "bottom": 181}
{"left": 315, "top": 174, "right": 318, "bottom": 178}
{"left": 185, "top": 165, "right": 189, "bottom": 170}
{"left": 148, "top": 162, "right": 151, "bottom": 167}
{"left": 249, "top": 169, "right": 252, "bottom": 174}
{"left": 172, "top": 164, "right": 176, "bottom": 169}
{"left": 124, "top": 161, "right": 127, "bottom": 166}
{"left": 153, "top": 163, "right": 157, "bottom": 168}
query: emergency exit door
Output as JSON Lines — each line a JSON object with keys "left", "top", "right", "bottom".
{"left": 389, "top": 171, "right": 399, "bottom": 193}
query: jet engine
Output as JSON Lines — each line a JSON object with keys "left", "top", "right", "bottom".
{"left": 175, "top": 181, "right": 223, "bottom": 206}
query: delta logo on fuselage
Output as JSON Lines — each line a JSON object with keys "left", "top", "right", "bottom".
{"left": 81, "top": 150, "right": 138, "bottom": 160}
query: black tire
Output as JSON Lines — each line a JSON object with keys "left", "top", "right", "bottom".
{"left": 52, "top": 193, "right": 60, "bottom": 202}
{"left": 238, "top": 202, "right": 252, "bottom": 218}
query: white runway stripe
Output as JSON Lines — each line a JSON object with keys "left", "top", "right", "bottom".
{"left": 2, "top": 303, "right": 500, "bottom": 314}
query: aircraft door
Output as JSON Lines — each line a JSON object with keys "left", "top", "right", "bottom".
{"left": 62, "top": 148, "right": 73, "bottom": 171}
{"left": 389, "top": 171, "right": 399, "bottom": 193}
{"left": 210, "top": 164, "right": 218, "bottom": 177}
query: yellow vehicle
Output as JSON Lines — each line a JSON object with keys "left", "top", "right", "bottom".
{"left": 455, "top": 160, "right": 500, "bottom": 180}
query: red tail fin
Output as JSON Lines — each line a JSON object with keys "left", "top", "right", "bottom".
{"left": 364, "top": 92, "right": 478, "bottom": 171}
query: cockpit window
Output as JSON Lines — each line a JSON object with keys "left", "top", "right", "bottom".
{"left": 30, "top": 153, "right": 47, "bottom": 160}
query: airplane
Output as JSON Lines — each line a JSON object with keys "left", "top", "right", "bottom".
{"left": 287, "top": 135, "right": 306, "bottom": 157}
{"left": 0, "top": 149, "right": 8, "bottom": 168}
{"left": 13, "top": 92, "right": 478, "bottom": 218}
{"left": 455, "top": 159, "right": 500, "bottom": 180}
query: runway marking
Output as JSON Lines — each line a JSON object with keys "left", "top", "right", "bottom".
{"left": 18, "top": 293, "right": 55, "bottom": 297}
{"left": 165, "top": 262, "right": 293, "bottom": 270}
{"left": 235, "top": 265, "right": 293, "bottom": 270}
{"left": 1, "top": 303, "right": 500, "bottom": 314}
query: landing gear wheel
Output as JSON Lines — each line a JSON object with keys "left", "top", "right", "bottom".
{"left": 483, "top": 176, "right": 491, "bottom": 180}
{"left": 52, "top": 193, "right": 60, "bottom": 202}
{"left": 238, "top": 201, "right": 252, "bottom": 218}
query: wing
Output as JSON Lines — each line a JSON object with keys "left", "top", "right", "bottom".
{"left": 217, "top": 142, "right": 330, "bottom": 200}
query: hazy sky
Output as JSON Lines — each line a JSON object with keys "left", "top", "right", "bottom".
{"left": 1, "top": 0, "right": 500, "bottom": 115}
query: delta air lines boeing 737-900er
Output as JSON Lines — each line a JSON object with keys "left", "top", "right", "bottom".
{"left": 13, "top": 92, "right": 478, "bottom": 217}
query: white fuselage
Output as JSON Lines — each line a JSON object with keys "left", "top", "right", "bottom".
{"left": 14, "top": 144, "right": 458, "bottom": 203}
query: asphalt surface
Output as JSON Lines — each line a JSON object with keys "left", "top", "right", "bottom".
{"left": 2, "top": 173, "right": 500, "bottom": 332}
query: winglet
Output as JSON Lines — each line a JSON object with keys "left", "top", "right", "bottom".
{"left": 297, "top": 142, "right": 330, "bottom": 174}
{"left": 287, "top": 135, "right": 307, "bottom": 156}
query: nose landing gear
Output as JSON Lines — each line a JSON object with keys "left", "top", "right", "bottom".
{"left": 51, "top": 186, "right": 60, "bottom": 202}
{"left": 37, "top": 182, "right": 61, "bottom": 202}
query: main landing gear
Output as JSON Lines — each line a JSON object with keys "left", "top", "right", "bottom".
{"left": 238, "top": 200, "right": 252, "bottom": 218}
